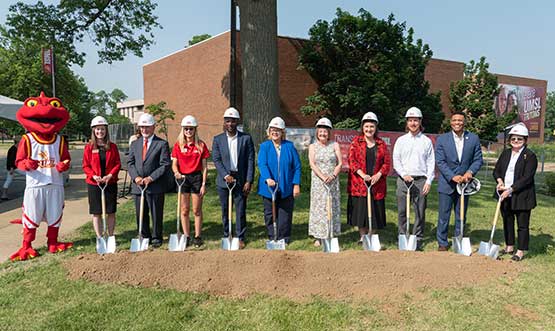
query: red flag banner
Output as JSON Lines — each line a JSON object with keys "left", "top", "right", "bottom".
{"left": 42, "top": 47, "right": 53, "bottom": 75}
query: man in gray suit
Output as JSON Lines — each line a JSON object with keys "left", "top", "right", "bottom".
{"left": 212, "top": 107, "right": 255, "bottom": 248}
{"left": 128, "top": 113, "right": 171, "bottom": 248}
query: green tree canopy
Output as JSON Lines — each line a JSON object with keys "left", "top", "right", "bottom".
{"left": 299, "top": 8, "right": 443, "bottom": 131}
{"left": 146, "top": 101, "right": 175, "bottom": 141}
{"left": 91, "top": 88, "right": 128, "bottom": 115}
{"left": 0, "top": 38, "right": 93, "bottom": 137}
{"left": 545, "top": 91, "right": 555, "bottom": 140}
{"left": 448, "top": 57, "right": 516, "bottom": 142}
{"left": 2, "top": 0, "right": 161, "bottom": 66}
{"left": 187, "top": 34, "right": 212, "bottom": 47}
{"left": 0, "top": 0, "right": 161, "bottom": 136}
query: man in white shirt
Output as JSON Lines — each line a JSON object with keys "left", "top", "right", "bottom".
{"left": 393, "top": 107, "right": 435, "bottom": 250}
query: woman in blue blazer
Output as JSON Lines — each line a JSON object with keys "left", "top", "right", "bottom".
{"left": 258, "top": 117, "right": 301, "bottom": 244}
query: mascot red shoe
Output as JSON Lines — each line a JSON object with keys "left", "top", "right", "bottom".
{"left": 10, "top": 92, "right": 73, "bottom": 261}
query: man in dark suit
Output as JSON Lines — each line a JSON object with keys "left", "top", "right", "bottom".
{"left": 212, "top": 107, "right": 255, "bottom": 249}
{"left": 435, "top": 111, "right": 483, "bottom": 251}
{"left": 127, "top": 113, "right": 171, "bottom": 248}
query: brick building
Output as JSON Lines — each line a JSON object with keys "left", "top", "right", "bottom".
{"left": 143, "top": 31, "right": 547, "bottom": 146}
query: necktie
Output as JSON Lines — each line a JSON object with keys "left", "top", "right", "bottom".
{"left": 142, "top": 139, "right": 148, "bottom": 160}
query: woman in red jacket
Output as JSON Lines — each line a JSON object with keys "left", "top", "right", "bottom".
{"left": 347, "top": 111, "right": 391, "bottom": 245}
{"left": 83, "top": 116, "right": 121, "bottom": 241}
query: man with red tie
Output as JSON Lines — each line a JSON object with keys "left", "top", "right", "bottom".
{"left": 127, "top": 113, "right": 171, "bottom": 248}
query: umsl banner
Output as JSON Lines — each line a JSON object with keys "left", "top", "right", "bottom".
{"left": 41, "top": 47, "right": 53, "bottom": 75}
{"left": 495, "top": 84, "right": 545, "bottom": 138}
{"left": 331, "top": 129, "right": 439, "bottom": 175}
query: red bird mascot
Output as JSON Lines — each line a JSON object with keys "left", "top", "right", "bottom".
{"left": 10, "top": 92, "right": 73, "bottom": 261}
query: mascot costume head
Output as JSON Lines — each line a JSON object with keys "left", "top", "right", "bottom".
{"left": 10, "top": 92, "right": 73, "bottom": 261}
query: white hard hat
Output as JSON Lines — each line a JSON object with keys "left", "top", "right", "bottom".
{"left": 361, "top": 111, "right": 379, "bottom": 124}
{"left": 315, "top": 117, "right": 333, "bottom": 129}
{"left": 90, "top": 115, "right": 108, "bottom": 127}
{"left": 508, "top": 123, "right": 529, "bottom": 137}
{"left": 405, "top": 107, "right": 423, "bottom": 118}
{"left": 223, "top": 107, "right": 240, "bottom": 119}
{"left": 457, "top": 178, "right": 481, "bottom": 196}
{"left": 181, "top": 115, "right": 198, "bottom": 127}
{"left": 268, "top": 116, "right": 286, "bottom": 130}
{"left": 138, "top": 113, "right": 156, "bottom": 126}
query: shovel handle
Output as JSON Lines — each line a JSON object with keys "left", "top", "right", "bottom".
{"left": 176, "top": 182, "right": 182, "bottom": 236}
{"left": 459, "top": 183, "right": 467, "bottom": 239}
{"left": 100, "top": 185, "right": 107, "bottom": 237}
{"left": 366, "top": 183, "right": 372, "bottom": 233}
{"left": 138, "top": 185, "right": 147, "bottom": 239}
{"left": 327, "top": 186, "right": 333, "bottom": 239}
{"left": 490, "top": 196, "right": 502, "bottom": 242}
{"left": 228, "top": 181, "right": 234, "bottom": 239}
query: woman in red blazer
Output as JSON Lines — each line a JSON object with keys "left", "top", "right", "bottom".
{"left": 347, "top": 111, "right": 391, "bottom": 245}
{"left": 82, "top": 116, "right": 121, "bottom": 241}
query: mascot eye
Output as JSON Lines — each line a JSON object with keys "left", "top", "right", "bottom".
{"left": 50, "top": 100, "right": 61, "bottom": 108}
{"left": 26, "top": 100, "right": 38, "bottom": 107}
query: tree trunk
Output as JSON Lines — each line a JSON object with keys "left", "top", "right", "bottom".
{"left": 236, "top": 0, "right": 280, "bottom": 146}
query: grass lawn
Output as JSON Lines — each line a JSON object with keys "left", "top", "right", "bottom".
{"left": 1, "top": 171, "right": 554, "bottom": 330}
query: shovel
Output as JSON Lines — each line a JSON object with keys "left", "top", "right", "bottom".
{"left": 96, "top": 182, "right": 116, "bottom": 254}
{"left": 265, "top": 183, "right": 286, "bottom": 250}
{"left": 362, "top": 181, "right": 381, "bottom": 252}
{"left": 130, "top": 184, "right": 149, "bottom": 252}
{"left": 322, "top": 182, "right": 339, "bottom": 253}
{"left": 398, "top": 179, "right": 417, "bottom": 251}
{"left": 169, "top": 177, "right": 187, "bottom": 251}
{"left": 453, "top": 182, "right": 472, "bottom": 256}
{"left": 222, "top": 180, "right": 240, "bottom": 251}
{"left": 478, "top": 191, "right": 501, "bottom": 259}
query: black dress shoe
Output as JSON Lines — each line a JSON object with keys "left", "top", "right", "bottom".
{"left": 511, "top": 254, "right": 524, "bottom": 262}
{"left": 151, "top": 239, "right": 162, "bottom": 248}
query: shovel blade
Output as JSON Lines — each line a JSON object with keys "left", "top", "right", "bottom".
{"left": 130, "top": 238, "right": 140, "bottom": 252}
{"left": 479, "top": 241, "right": 499, "bottom": 260}
{"left": 323, "top": 238, "right": 340, "bottom": 253}
{"left": 407, "top": 235, "right": 417, "bottom": 251}
{"left": 130, "top": 238, "right": 149, "bottom": 252}
{"left": 106, "top": 236, "right": 116, "bottom": 254}
{"left": 221, "top": 237, "right": 240, "bottom": 251}
{"left": 169, "top": 234, "right": 186, "bottom": 252}
{"left": 487, "top": 243, "right": 500, "bottom": 260}
{"left": 96, "top": 237, "right": 107, "bottom": 255}
{"left": 362, "top": 234, "right": 381, "bottom": 252}
{"left": 478, "top": 241, "right": 491, "bottom": 256}
{"left": 398, "top": 235, "right": 408, "bottom": 251}
{"left": 265, "top": 239, "right": 286, "bottom": 250}
{"left": 453, "top": 237, "right": 472, "bottom": 256}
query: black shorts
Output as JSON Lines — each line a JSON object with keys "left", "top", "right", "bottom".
{"left": 87, "top": 183, "right": 118, "bottom": 214}
{"left": 182, "top": 171, "right": 202, "bottom": 194}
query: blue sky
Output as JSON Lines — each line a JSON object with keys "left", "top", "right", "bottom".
{"left": 1, "top": 1, "right": 553, "bottom": 100}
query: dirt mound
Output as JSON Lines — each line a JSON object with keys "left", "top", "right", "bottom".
{"left": 65, "top": 250, "right": 520, "bottom": 302}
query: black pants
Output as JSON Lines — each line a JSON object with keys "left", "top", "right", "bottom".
{"left": 396, "top": 177, "right": 427, "bottom": 242}
{"left": 263, "top": 194, "right": 294, "bottom": 243}
{"left": 134, "top": 192, "right": 165, "bottom": 242}
{"left": 501, "top": 197, "right": 530, "bottom": 251}
{"left": 217, "top": 185, "right": 248, "bottom": 240}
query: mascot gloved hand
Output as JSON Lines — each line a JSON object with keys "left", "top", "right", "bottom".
{"left": 10, "top": 92, "right": 73, "bottom": 261}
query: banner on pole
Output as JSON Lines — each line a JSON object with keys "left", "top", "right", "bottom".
{"left": 42, "top": 47, "right": 53, "bottom": 75}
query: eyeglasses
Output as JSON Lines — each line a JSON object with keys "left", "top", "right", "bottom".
{"left": 183, "top": 127, "right": 195, "bottom": 132}
{"left": 510, "top": 137, "right": 524, "bottom": 142}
